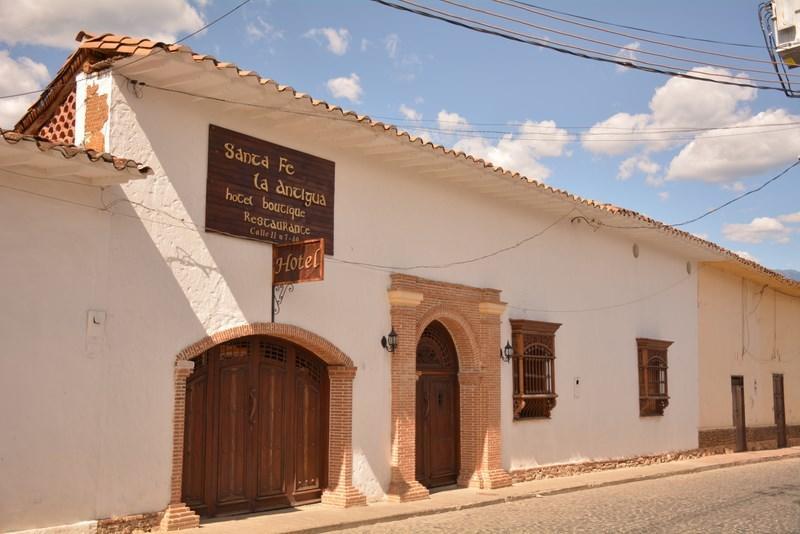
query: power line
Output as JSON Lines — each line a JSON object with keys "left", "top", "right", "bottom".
{"left": 495, "top": 0, "right": 774, "bottom": 64}
{"left": 395, "top": 0, "right": 788, "bottom": 85}
{"left": 574, "top": 159, "right": 800, "bottom": 230}
{"left": 121, "top": 78, "right": 800, "bottom": 144}
{"left": 0, "top": 0, "right": 252, "bottom": 101}
{"left": 503, "top": 0, "right": 765, "bottom": 49}
{"left": 370, "top": 0, "right": 788, "bottom": 91}
{"left": 440, "top": 0, "right": 797, "bottom": 79}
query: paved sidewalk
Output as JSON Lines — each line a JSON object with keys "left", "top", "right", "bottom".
{"left": 190, "top": 447, "right": 800, "bottom": 534}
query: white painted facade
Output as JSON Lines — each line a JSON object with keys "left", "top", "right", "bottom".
{"left": 1, "top": 64, "right": 711, "bottom": 532}
{"left": 698, "top": 264, "right": 800, "bottom": 432}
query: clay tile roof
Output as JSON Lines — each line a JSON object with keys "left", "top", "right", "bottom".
{"left": 0, "top": 128, "right": 152, "bottom": 175}
{"left": 13, "top": 31, "right": 800, "bottom": 292}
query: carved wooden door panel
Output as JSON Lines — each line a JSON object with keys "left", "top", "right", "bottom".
{"left": 731, "top": 376, "right": 747, "bottom": 452}
{"left": 291, "top": 351, "right": 327, "bottom": 503}
{"left": 416, "top": 321, "right": 459, "bottom": 489}
{"left": 774, "top": 374, "right": 787, "bottom": 449}
{"left": 182, "top": 355, "right": 209, "bottom": 514}
{"left": 213, "top": 341, "right": 251, "bottom": 516}
{"left": 253, "top": 341, "right": 289, "bottom": 511}
{"left": 182, "top": 337, "right": 327, "bottom": 517}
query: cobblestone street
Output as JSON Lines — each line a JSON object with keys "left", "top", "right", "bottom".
{"left": 337, "top": 459, "right": 800, "bottom": 533}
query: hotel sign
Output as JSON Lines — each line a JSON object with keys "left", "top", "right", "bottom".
{"left": 205, "top": 124, "right": 335, "bottom": 254}
{"left": 272, "top": 238, "right": 325, "bottom": 286}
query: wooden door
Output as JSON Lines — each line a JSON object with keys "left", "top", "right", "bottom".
{"left": 731, "top": 376, "right": 747, "bottom": 452}
{"left": 773, "top": 374, "right": 787, "bottom": 448}
{"left": 182, "top": 336, "right": 328, "bottom": 517}
{"left": 416, "top": 321, "right": 459, "bottom": 489}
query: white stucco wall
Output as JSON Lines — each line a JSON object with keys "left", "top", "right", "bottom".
{"left": 0, "top": 72, "right": 700, "bottom": 531}
{"left": 698, "top": 265, "right": 800, "bottom": 431}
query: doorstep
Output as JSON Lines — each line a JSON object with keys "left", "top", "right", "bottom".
{"left": 186, "top": 447, "right": 800, "bottom": 534}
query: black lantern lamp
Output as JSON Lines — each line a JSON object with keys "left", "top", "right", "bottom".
{"left": 501, "top": 341, "right": 513, "bottom": 363}
{"left": 381, "top": 327, "right": 398, "bottom": 353}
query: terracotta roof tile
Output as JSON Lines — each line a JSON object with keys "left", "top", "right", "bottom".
{"left": 14, "top": 31, "right": 800, "bottom": 292}
{"left": 1, "top": 128, "right": 152, "bottom": 175}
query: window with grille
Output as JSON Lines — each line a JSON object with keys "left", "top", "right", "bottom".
{"left": 637, "top": 338, "right": 672, "bottom": 416}
{"left": 510, "top": 320, "right": 561, "bottom": 420}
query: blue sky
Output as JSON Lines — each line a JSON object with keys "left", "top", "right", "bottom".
{"left": 1, "top": 0, "right": 798, "bottom": 269}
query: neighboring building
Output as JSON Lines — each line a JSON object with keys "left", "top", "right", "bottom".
{"left": 1, "top": 32, "right": 797, "bottom": 533}
{"left": 698, "top": 262, "right": 800, "bottom": 451}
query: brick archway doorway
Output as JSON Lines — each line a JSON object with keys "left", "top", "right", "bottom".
{"left": 161, "top": 323, "right": 366, "bottom": 531}
{"left": 416, "top": 321, "right": 460, "bottom": 488}
{"left": 182, "top": 335, "right": 328, "bottom": 517}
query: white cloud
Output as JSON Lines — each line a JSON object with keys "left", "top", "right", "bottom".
{"left": 399, "top": 104, "right": 421, "bottom": 122}
{"left": 326, "top": 73, "right": 362, "bottom": 102}
{"left": 582, "top": 67, "right": 756, "bottom": 157}
{"left": 304, "top": 27, "right": 350, "bottom": 55}
{"left": 658, "top": 191, "right": 670, "bottom": 201}
{"left": 617, "top": 154, "right": 660, "bottom": 181}
{"left": 665, "top": 108, "right": 800, "bottom": 183}
{"left": 360, "top": 38, "right": 370, "bottom": 52}
{"left": 722, "top": 217, "right": 793, "bottom": 244}
{"left": 246, "top": 16, "right": 283, "bottom": 42}
{"left": 0, "top": 0, "right": 204, "bottom": 49}
{"left": 438, "top": 111, "right": 572, "bottom": 181}
{"left": 384, "top": 33, "right": 399, "bottom": 59}
{"left": 437, "top": 110, "right": 471, "bottom": 132}
{"left": 0, "top": 51, "right": 50, "bottom": 128}
{"left": 615, "top": 41, "right": 640, "bottom": 72}
{"left": 733, "top": 250, "right": 759, "bottom": 262}
{"left": 778, "top": 211, "right": 800, "bottom": 223}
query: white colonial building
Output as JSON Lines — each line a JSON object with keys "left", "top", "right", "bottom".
{"left": 1, "top": 32, "right": 797, "bottom": 533}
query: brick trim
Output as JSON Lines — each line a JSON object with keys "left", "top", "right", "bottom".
{"left": 386, "top": 274, "right": 511, "bottom": 501}
{"left": 698, "top": 425, "right": 800, "bottom": 451}
{"left": 176, "top": 322, "right": 355, "bottom": 367}
{"left": 164, "top": 323, "right": 364, "bottom": 529}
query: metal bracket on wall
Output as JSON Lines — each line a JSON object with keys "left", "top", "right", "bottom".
{"left": 272, "top": 283, "right": 294, "bottom": 322}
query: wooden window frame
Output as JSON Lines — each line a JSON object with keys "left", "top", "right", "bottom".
{"left": 636, "top": 338, "right": 673, "bottom": 417}
{"left": 510, "top": 320, "right": 561, "bottom": 420}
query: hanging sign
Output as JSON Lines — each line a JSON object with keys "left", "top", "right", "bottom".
{"left": 205, "top": 124, "right": 335, "bottom": 254}
{"left": 272, "top": 238, "right": 325, "bottom": 286}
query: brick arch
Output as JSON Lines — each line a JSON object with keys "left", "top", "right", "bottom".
{"left": 387, "top": 274, "right": 512, "bottom": 504}
{"left": 417, "top": 305, "right": 481, "bottom": 373}
{"left": 175, "top": 322, "right": 355, "bottom": 368}
{"left": 161, "top": 322, "right": 365, "bottom": 531}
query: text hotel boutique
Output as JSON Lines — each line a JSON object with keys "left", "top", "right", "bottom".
{"left": 1, "top": 33, "right": 797, "bottom": 532}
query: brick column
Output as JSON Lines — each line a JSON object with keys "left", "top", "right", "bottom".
{"left": 322, "top": 366, "right": 367, "bottom": 507}
{"left": 386, "top": 289, "right": 430, "bottom": 502}
{"left": 457, "top": 371, "right": 481, "bottom": 487}
{"left": 474, "top": 301, "right": 512, "bottom": 489}
{"left": 160, "top": 360, "right": 201, "bottom": 531}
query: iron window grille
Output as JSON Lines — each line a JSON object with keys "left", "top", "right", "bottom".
{"left": 637, "top": 338, "right": 673, "bottom": 416}
{"left": 510, "top": 320, "right": 561, "bottom": 420}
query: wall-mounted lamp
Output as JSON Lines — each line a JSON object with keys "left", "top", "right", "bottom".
{"left": 500, "top": 341, "right": 514, "bottom": 363}
{"left": 381, "top": 327, "right": 398, "bottom": 353}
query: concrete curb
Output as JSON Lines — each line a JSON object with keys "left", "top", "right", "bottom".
{"left": 287, "top": 451, "right": 800, "bottom": 534}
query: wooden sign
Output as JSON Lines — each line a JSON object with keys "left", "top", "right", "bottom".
{"left": 205, "top": 124, "right": 335, "bottom": 254}
{"left": 272, "top": 238, "right": 325, "bottom": 286}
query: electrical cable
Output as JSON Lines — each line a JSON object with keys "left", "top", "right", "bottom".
{"left": 494, "top": 0, "right": 775, "bottom": 64}
{"left": 572, "top": 159, "right": 800, "bottom": 230}
{"left": 0, "top": 0, "right": 252, "bottom": 101}
{"left": 370, "top": 0, "right": 788, "bottom": 91}
{"left": 508, "top": 275, "right": 690, "bottom": 313}
{"left": 501, "top": 0, "right": 765, "bottom": 49}
{"left": 393, "top": 0, "right": 788, "bottom": 85}
{"left": 84, "top": 81, "right": 800, "bottom": 144}
{"left": 438, "top": 0, "right": 799, "bottom": 79}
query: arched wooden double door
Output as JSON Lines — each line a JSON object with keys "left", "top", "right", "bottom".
{"left": 416, "top": 321, "right": 460, "bottom": 488}
{"left": 182, "top": 336, "right": 328, "bottom": 517}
